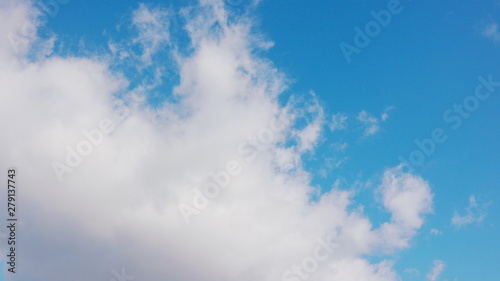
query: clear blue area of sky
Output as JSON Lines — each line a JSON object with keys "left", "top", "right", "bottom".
{"left": 3, "top": 0, "right": 498, "bottom": 280}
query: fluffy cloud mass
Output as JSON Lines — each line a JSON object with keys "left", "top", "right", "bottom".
{"left": 0, "top": 1, "right": 433, "bottom": 280}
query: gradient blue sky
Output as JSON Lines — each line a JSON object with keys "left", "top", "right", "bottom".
{"left": 1, "top": 0, "right": 499, "bottom": 280}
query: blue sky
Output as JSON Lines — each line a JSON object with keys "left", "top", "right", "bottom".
{"left": 1, "top": 0, "right": 499, "bottom": 280}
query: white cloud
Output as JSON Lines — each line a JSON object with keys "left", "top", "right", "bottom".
{"left": 331, "top": 141, "right": 348, "bottom": 153}
{"left": 289, "top": 93, "right": 325, "bottom": 153}
{"left": 1, "top": 0, "right": 46, "bottom": 59}
{"left": 295, "top": 113, "right": 324, "bottom": 153}
{"left": 329, "top": 112, "right": 348, "bottom": 132}
{"left": 356, "top": 107, "right": 393, "bottom": 137}
{"left": 482, "top": 23, "right": 500, "bottom": 44}
{"left": 0, "top": 1, "right": 433, "bottom": 280}
{"left": 404, "top": 267, "right": 420, "bottom": 276}
{"left": 451, "top": 195, "right": 489, "bottom": 228}
{"left": 430, "top": 228, "right": 442, "bottom": 235}
{"left": 376, "top": 166, "right": 433, "bottom": 251}
{"left": 357, "top": 110, "right": 380, "bottom": 137}
{"left": 427, "top": 260, "right": 445, "bottom": 281}
{"left": 381, "top": 106, "right": 395, "bottom": 121}
{"left": 318, "top": 156, "right": 349, "bottom": 178}
{"left": 132, "top": 3, "right": 171, "bottom": 66}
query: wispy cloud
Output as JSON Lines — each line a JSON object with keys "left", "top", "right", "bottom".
{"left": 451, "top": 195, "right": 489, "bottom": 228}
{"left": 357, "top": 110, "right": 380, "bottom": 136}
{"left": 318, "top": 156, "right": 349, "bottom": 178}
{"left": 329, "top": 112, "right": 348, "bottom": 132}
{"left": 404, "top": 267, "right": 420, "bottom": 276}
{"left": 132, "top": 3, "right": 171, "bottom": 66}
{"left": 430, "top": 228, "right": 442, "bottom": 235}
{"left": 292, "top": 93, "right": 325, "bottom": 153}
{"left": 427, "top": 260, "right": 445, "bottom": 281}
{"left": 482, "top": 23, "right": 500, "bottom": 44}
{"left": 357, "top": 106, "right": 394, "bottom": 137}
{"left": 381, "top": 106, "right": 395, "bottom": 121}
{"left": 331, "top": 141, "right": 348, "bottom": 152}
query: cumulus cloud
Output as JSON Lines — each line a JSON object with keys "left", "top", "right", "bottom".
{"left": 376, "top": 166, "right": 433, "bottom": 251}
{"left": 451, "top": 195, "right": 489, "bottom": 228}
{"left": 482, "top": 23, "right": 500, "bottom": 44}
{"left": 427, "top": 260, "right": 445, "bottom": 281}
{"left": 0, "top": 1, "right": 433, "bottom": 280}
